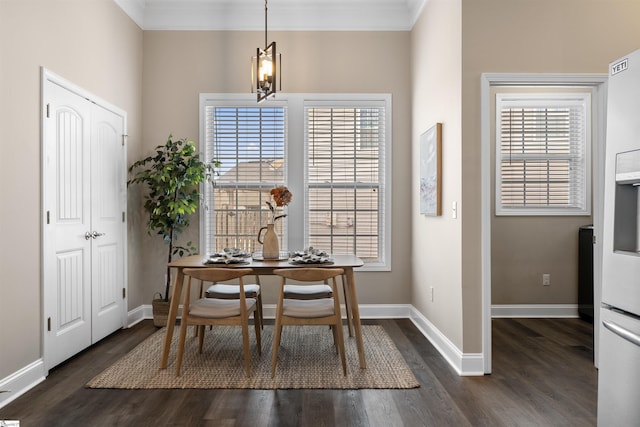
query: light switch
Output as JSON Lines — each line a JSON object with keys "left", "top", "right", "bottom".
{"left": 452, "top": 201, "right": 457, "bottom": 219}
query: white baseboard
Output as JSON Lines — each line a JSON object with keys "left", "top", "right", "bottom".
{"left": 409, "top": 306, "right": 484, "bottom": 376}
{"left": 260, "top": 303, "right": 413, "bottom": 320}
{"left": 0, "top": 359, "right": 46, "bottom": 409}
{"left": 137, "top": 302, "right": 418, "bottom": 321}
{"left": 134, "top": 304, "right": 183, "bottom": 327}
{"left": 127, "top": 304, "right": 148, "bottom": 327}
{"left": 357, "top": 303, "right": 414, "bottom": 319}
{"left": 492, "top": 304, "right": 579, "bottom": 318}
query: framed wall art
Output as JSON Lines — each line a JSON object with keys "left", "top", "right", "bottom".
{"left": 419, "top": 122, "right": 442, "bottom": 216}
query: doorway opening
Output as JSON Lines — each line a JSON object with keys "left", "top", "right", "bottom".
{"left": 480, "top": 73, "right": 608, "bottom": 373}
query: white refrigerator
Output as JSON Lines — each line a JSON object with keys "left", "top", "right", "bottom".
{"left": 598, "top": 49, "right": 640, "bottom": 425}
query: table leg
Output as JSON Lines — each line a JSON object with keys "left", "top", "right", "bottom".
{"left": 341, "top": 274, "right": 353, "bottom": 337}
{"left": 344, "top": 267, "right": 366, "bottom": 369}
{"left": 160, "top": 268, "right": 184, "bottom": 369}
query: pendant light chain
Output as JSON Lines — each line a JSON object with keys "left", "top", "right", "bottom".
{"left": 264, "top": 0, "right": 268, "bottom": 49}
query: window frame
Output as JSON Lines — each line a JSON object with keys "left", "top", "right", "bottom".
{"left": 199, "top": 93, "right": 392, "bottom": 271}
{"left": 495, "top": 92, "right": 592, "bottom": 216}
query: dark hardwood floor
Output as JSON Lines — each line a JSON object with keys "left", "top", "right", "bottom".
{"left": 0, "top": 317, "right": 597, "bottom": 426}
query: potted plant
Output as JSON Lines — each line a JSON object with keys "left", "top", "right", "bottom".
{"left": 128, "top": 135, "right": 218, "bottom": 326}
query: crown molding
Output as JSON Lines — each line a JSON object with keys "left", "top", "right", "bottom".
{"left": 113, "top": 0, "right": 427, "bottom": 31}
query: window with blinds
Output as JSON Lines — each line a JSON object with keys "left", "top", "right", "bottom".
{"left": 495, "top": 93, "right": 591, "bottom": 216}
{"left": 305, "top": 105, "right": 386, "bottom": 262}
{"left": 200, "top": 94, "right": 391, "bottom": 270}
{"left": 202, "top": 104, "right": 287, "bottom": 254}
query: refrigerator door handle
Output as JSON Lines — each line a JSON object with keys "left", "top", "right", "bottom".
{"left": 603, "top": 320, "right": 640, "bottom": 347}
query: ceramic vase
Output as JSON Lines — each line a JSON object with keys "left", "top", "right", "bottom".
{"left": 258, "top": 223, "right": 280, "bottom": 259}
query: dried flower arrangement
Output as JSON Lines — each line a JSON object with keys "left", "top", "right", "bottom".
{"left": 266, "top": 186, "right": 292, "bottom": 223}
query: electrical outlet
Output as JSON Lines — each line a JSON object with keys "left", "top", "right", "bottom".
{"left": 542, "top": 274, "right": 551, "bottom": 286}
{"left": 430, "top": 286, "right": 434, "bottom": 302}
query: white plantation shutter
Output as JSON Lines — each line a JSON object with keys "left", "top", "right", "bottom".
{"left": 495, "top": 94, "right": 591, "bottom": 215}
{"left": 305, "top": 102, "right": 386, "bottom": 263}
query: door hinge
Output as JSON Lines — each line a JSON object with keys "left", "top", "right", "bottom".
{"left": 592, "top": 235, "right": 597, "bottom": 245}
{"left": 46, "top": 103, "right": 50, "bottom": 118}
{"left": 46, "top": 210, "right": 50, "bottom": 224}
{"left": 122, "top": 211, "right": 125, "bottom": 223}
{"left": 122, "top": 135, "right": 128, "bottom": 146}
{"left": 122, "top": 288, "right": 126, "bottom": 299}
{"left": 47, "top": 317, "right": 51, "bottom": 332}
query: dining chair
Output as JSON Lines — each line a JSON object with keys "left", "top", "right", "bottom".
{"left": 271, "top": 268, "right": 347, "bottom": 377}
{"left": 176, "top": 268, "right": 261, "bottom": 377}
{"left": 204, "top": 274, "right": 264, "bottom": 329}
{"left": 283, "top": 274, "right": 353, "bottom": 335}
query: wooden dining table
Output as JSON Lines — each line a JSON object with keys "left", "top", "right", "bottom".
{"left": 159, "top": 254, "right": 367, "bottom": 369}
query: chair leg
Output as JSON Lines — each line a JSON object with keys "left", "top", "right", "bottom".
{"left": 176, "top": 318, "right": 189, "bottom": 376}
{"left": 254, "top": 311, "right": 262, "bottom": 356}
{"left": 241, "top": 319, "right": 252, "bottom": 377}
{"left": 195, "top": 281, "right": 205, "bottom": 338}
{"left": 257, "top": 293, "right": 264, "bottom": 330}
{"left": 334, "top": 319, "right": 347, "bottom": 376}
{"left": 198, "top": 325, "right": 205, "bottom": 353}
{"left": 331, "top": 323, "right": 339, "bottom": 354}
{"left": 271, "top": 317, "right": 283, "bottom": 378}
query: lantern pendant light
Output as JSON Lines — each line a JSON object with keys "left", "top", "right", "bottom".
{"left": 252, "top": 0, "right": 281, "bottom": 102}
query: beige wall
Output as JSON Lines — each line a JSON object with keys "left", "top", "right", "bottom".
{"left": 411, "top": 0, "right": 464, "bottom": 349}
{"left": 492, "top": 216, "right": 591, "bottom": 303}
{"left": 459, "top": 0, "right": 640, "bottom": 352}
{"left": 139, "top": 31, "right": 413, "bottom": 304}
{"left": 0, "top": 0, "right": 143, "bottom": 379}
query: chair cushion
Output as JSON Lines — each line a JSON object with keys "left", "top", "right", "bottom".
{"left": 189, "top": 298, "right": 256, "bottom": 318}
{"left": 283, "top": 284, "right": 332, "bottom": 300}
{"left": 206, "top": 283, "right": 260, "bottom": 298}
{"left": 282, "top": 298, "right": 335, "bottom": 318}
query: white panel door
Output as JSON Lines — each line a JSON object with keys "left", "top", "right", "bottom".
{"left": 90, "top": 103, "right": 126, "bottom": 342}
{"left": 43, "top": 71, "right": 127, "bottom": 371}
{"left": 43, "top": 81, "right": 93, "bottom": 370}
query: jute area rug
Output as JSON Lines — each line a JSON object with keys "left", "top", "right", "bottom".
{"left": 87, "top": 325, "right": 419, "bottom": 390}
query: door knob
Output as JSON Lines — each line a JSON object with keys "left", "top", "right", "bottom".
{"left": 85, "top": 231, "right": 106, "bottom": 240}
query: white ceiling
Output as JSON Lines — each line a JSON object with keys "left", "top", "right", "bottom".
{"left": 113, "top": 0, "right": 427, "bottom": 31}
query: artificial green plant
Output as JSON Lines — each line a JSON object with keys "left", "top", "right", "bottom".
{"left": 128, "top": 135, "right": 219, "bottom": 301}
